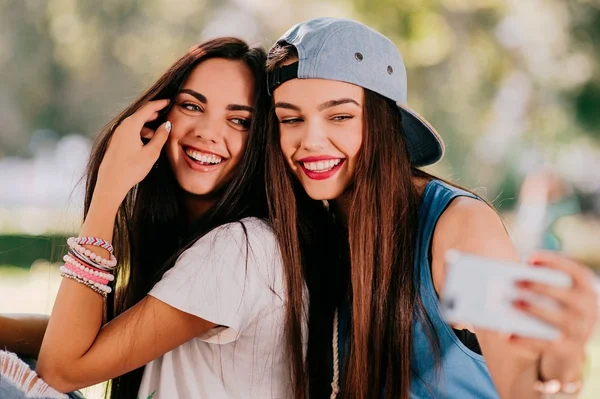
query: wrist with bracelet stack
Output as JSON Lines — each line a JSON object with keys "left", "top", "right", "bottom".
{"left": 59, "top": 236, "right": 117, "bottom": 299}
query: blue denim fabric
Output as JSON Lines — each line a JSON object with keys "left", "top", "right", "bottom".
{"left": 0, "top": 355, "right": 85, "bottom": 399}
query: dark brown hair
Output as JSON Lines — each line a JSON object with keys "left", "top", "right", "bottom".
{"left": 266, "top": 42, "right": 442, "bottom": 399}
{"left": 83, "top": 37, "right": 269, "bottom": 399}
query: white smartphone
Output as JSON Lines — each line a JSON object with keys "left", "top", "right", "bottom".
{"left": 440, "top": 250, "right": 573, "bottom": 340}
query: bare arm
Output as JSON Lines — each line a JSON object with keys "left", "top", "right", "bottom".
{"left": 431, "top": 198, "right": 541, "bottom": 399}
{"left": 0, "top": 314, "right": 49, "bottom": 359}
{"left": 36, "top": 100, "right": 217, "bottom": 393}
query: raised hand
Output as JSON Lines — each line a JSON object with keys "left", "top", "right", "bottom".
{"left": 512, "top": 251, "right": 598, "bottom": 385}
{"left": 97, "top": 99, "right": 171, "bottom": 199}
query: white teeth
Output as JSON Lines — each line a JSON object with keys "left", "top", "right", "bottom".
{"left": 185, "top": 148, "right": 223, "bottom": 164}
{"left": 303, "top": 159, "right": 342, "bottom": 172}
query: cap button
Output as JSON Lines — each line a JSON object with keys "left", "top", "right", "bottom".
{"left": 387, "top": 66, "right": 393, "bottom": 74}
{"left": 355, "top": 52, "right": 363, "bottom": 61}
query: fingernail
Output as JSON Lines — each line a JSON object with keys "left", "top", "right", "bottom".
{"left": 508, "top": 334, "right": 519, "bottom": 341}
{"left": 515, "top": 280, "right": 532, "bottom": 289}
{"left": 513, "top": 299, "right": 529, "bottom": 309}
{"left": 528, "top": 256, "right": 541, "bottom": 266}
{"left": 165, "top": 121, "right": 171, "bottom": 133}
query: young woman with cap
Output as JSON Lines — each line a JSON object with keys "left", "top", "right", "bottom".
{"left": 265, "top": 17, "right": 598, "bottom": 399}
{"left": 0, "top": 37, "right": 293, "bottom": 399}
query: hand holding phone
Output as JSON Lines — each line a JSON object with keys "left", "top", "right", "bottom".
{"left": 440, "top": 250, "right": 572, "bottom": 340}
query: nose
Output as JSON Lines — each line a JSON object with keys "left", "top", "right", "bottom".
{"left": 301, "top": 121, "right": 327, "bottom": 151}
{"left": 193, "top": 114, "right": 225, "bottom": 143}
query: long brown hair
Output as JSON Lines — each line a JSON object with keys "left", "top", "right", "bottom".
{"left": 83, "top": 38, "right": 268, "bottom": 399}
{"left": 266, "top": 43, "right": 442, "bottom": 399}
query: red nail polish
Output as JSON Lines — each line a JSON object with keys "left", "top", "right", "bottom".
{"left": 508, "top": 334, "right": 518, "bottom": 341}
{"left": 513, "top": 299, "right": 529, "bottom": 309}
{"left": 515, "top": 280, "right": 532, "bottom": 289}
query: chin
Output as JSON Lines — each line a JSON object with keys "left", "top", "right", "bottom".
{"left": 177, "top": 180, "right": 218, "bottom": 197}
{"left": 303, "top": 187, "right": 344, "bottom": 201}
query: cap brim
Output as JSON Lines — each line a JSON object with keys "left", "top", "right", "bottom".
{"left": 397, "top": 104, "right": 445, "bottom": 167}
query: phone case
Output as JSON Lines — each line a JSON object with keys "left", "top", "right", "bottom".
{"left": 440, "top": 250, "right": 572, "bottom": 340}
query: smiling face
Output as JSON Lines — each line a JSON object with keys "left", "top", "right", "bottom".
{"left": 163, "top": 58, "right": 255, "bottom": 199}
{"left": 273, "top": 73, "right": 364, "bottom": 201}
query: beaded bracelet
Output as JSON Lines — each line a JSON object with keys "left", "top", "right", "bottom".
{"left": 69, "top": 236, "right": 114, "bottom": 255}
{"left": 63, "top": 254, "right": 115, "bottom": 282}
{"left": 68, "top": 249, "right": 113, "bottom": 272}
{"left": 61, "top": 236, "right": 117, "bottom": 298}
{"left": 67, "top": 238, "right": 117, "bottom": 269}
{"left": 63, "top": 262, "right": 110, "bottom": 285}
{"left": 60, "top": 264, "right": 112, "bottom": 294}
{"left": 61, "top": 271, "right": 108, "bottom": 298}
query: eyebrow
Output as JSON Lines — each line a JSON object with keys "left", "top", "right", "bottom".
{"left": 274, "top": 102, "right": 301, "bottom": 111}
{"left": 317, "top": 98, "right": 360, "bottom": 111}
{"left": 180, "top": 89, "right": 253, "bottom": 113}
{"left": 179, "top": 89, "right": 207, "bottom": 104}
{"left": 274, "top": 98, "right": 361, "bottom": 112}
{"left": 226, "top": 104, "right": 253, "bottom": 113}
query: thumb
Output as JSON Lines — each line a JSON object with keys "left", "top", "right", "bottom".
{"left": 144, "top": 120, "right": 171, "bottom": 159}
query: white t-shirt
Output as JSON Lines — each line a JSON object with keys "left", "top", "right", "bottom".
{"left": 137, "top": 217, "right": 291, "bottom": 399}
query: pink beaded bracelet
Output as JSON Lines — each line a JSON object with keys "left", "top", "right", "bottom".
{"left": 60, "top": 264, "right": 112, "bottom": 294}
{"left": 64, "top": 262, "right": 110, "bottom": 285}
{"left": 61, "top": 272, "right": 108, "bottom": 298}
{"left": 67, "top": 238, "right": 117, "bottom": 269}
{"left": 68, "top": 249, "right": 112, "bottom": 272}
{"left": 63, "top": 254, "right": 115, "bottom": 282}
{"left": 69, "top": 236, "right": 114, "bottom": 255}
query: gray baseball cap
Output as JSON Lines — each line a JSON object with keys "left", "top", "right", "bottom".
{"left": 268, "top": 17, "right": 444, "bottom": 167}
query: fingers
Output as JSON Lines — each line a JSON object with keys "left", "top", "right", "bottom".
{"left": 512, "top": 299, "right": 570, "bottom": 334}
{"left": 515, "top": 280, "right": 572, "bottom": 309}
{"left": 122, "top": 99, "right": 170, "bottom": 129}
{"left": 505, "top": 333, "right": 550, "bottom": 351}
{"left": 528, "top": 251, "right": 595, "bottom": 289}
{"left": 141, "top": 126, "right": 155, "bottom": 140}
{"left": 144, "top": 121, "right": 171, "bottom": 159}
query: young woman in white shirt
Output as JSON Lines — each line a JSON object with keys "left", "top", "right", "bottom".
{"left": 0, "top": 37, "right": 291, "bottom": 399}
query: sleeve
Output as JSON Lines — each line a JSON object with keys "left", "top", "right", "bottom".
{"left": 148, "top": 218, "right": 280, "bottom": 344}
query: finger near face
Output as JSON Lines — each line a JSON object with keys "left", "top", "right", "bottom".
{"left": 131, "top": 99, "right": 170, "bottom": 125}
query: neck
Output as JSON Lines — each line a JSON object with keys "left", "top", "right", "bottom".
{"left": 184, "top": 194, "right": 216, "bottom": 222}
{"left": 330, "top": 194, "right": 351, "bottom": 227}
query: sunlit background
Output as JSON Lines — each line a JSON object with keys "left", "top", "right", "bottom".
{"left": 0, "top": 0, "right": 599, "bottom": 397}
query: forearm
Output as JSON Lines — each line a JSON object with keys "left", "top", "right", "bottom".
{"left": 36, "top": 187, "right": 122, "bottom": 386}
{"left": 0, "top": 314, "right": 49, "bottom": 359}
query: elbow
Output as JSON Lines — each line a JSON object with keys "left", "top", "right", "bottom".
{"left": 35, "top": 359, "right": 81, "bottom": 394}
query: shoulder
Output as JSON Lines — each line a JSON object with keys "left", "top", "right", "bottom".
{"left": 189, "top": 217, "right": 275, "bottom": 253}
{"left": 434, "top": 196, "right": 511, "bottom": 252}
{"left": 430, "top": 195, "right": 519, "bottom": 293}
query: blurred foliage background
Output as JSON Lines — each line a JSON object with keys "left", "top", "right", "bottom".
{"left": 0, "top": 0, "right": 598, "bottom": 396}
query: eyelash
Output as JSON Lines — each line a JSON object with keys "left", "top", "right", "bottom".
{"left": 231, "top": 118, "right": 251, "bottom": 129}
{"left": 181, "top": 103, "right": 251, "bottom": 129}
{"left": 279, "top": 115, "right": 354, "bottom": 125}
{"left": 280, "top": 117, "right": 303, "bottom": 125}
{"left": 181, "top": 103, "right": 203, "bottom": 112}
{"left": 332, "top": 115, "right": 353, "bottom": 122}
